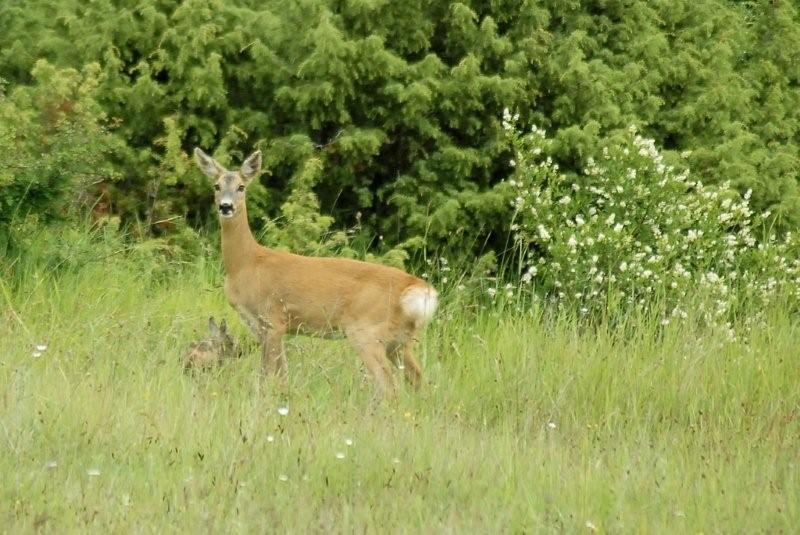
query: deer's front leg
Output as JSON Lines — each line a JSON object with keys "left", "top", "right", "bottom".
{"left": 259, "top": 315, "right": 287, "bottom": 377}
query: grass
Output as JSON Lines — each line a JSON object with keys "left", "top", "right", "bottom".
{"left": 1, "top": 243, "right": 798, "bottom": 533}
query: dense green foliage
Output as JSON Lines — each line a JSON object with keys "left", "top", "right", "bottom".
{"left": 1, "top": 0, "right": 799, "bottom": 256}
{"left": 0, "top": 61, "right": 118, "bottom": 252}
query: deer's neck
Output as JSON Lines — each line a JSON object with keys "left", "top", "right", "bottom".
{"left": 220, "top": 202, "right": 260, "bottom": 275}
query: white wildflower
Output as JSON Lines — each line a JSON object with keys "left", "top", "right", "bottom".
{"left": 567, "top": 235, "right": 578, "bottom": 248}
{"left": 537, "top": 225, "right": 551, "bottom": 241}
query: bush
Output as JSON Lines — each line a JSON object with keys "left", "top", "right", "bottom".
{"left": 0, "top": 60, "right": 118, "bottom": 253}
{"left": 502, "top": 113, "right": 800, "bottom": 322}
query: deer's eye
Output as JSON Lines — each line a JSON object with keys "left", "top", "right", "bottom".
{"left": 214, "top": 184, "right": 221, "bottom": 191}
{"left": 237, "top": 185, "right": 245, "bottom": 192}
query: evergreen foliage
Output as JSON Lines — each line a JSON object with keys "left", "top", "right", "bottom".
{"left": 0, "top": 60, "right": 117, "bottom": 252}
{"left": 1, "top": 0, "right": 798, "bottom": 255}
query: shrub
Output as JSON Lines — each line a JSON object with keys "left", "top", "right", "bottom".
{"left": 0, "top": 60, "right": 118, "bottom": 253}
{"left": 502, "top": 112, "right": 800, "bottom": 322}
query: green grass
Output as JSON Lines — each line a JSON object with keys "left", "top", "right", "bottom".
{"left": 1, "top": 251, "right": 798, "bottom": 533}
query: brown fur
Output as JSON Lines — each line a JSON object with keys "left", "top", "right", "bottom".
{"left": 194, "top": 148, "right": 437, "bottom": 396}
{"left": 183, "top": 317, "right": 241, "bottom": 371}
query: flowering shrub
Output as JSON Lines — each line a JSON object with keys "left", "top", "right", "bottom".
{"left": 502, "top": 110, "right": 800, "bottom": 321}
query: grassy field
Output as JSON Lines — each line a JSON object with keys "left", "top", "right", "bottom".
{"left": 2, "top": 249, "right": 799, "bottom": 533}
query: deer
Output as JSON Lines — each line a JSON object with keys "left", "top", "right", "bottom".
{"left": 193, "top": 147, "right": 438, "bottom": 396}
{"left": 183, "top": 316, "right": 242, "bottom": 371}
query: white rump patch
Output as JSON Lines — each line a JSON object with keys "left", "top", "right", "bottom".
{"left": 400, "top": 285, "right": 438, "bottom": 326}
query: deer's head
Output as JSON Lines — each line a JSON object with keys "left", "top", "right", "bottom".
{"left": 194, "top": 148, "right": 261, "bottom": 219}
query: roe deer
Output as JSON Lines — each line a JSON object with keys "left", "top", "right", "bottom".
{"left": 194, "top": 147, "right": 437, "bottom": 395}
{"left": 183, "top": 316, "right": 241, "bottom": 371}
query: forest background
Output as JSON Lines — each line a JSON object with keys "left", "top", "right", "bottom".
{"left": 2, "top": 0, "right": 799, "bottom": 265}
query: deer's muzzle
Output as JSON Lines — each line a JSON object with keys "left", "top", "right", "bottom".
{"left": 219, "top": 202, "right": 234, "bottom": 217}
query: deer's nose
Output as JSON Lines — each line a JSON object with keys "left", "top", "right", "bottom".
{"left": 218, "top": 202, "right": 234, "bottom": 216}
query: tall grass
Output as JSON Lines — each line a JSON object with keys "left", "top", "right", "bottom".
{"left": 1, "top": 229, "right": 798, "bottom": 532}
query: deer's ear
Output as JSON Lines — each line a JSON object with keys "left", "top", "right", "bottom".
{"left": 219, "top": 319, "right": 228, "bottom": 334}
{"left": 194, "top": 148, "right": 225, "bottom": 179}
{"left": 207, "top": 316, "right": 220, "bottom": 337}
{"left": 240, "top": 150, "right": 262, "bottom": 182}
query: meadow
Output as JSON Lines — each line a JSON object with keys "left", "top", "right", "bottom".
{"left": 2, "top": 238, "right": 798, "bottom": 533}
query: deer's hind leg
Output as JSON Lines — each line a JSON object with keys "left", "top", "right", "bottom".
{"left": 347, "top": 328, "right": 396, "bottom": 397}
{"left": 387, "top": 340, "right": 422, "bottom": 389}
{"left": 401, "top": 341, "right": 423, "bottom": 388}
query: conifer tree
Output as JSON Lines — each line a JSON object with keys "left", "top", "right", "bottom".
{"left": 1, "top": 0, "right": 797, "bottom": 252}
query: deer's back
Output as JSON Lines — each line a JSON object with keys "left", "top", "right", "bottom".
{"left": 224, "top": 248, "right": 431, "bottom": 335}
